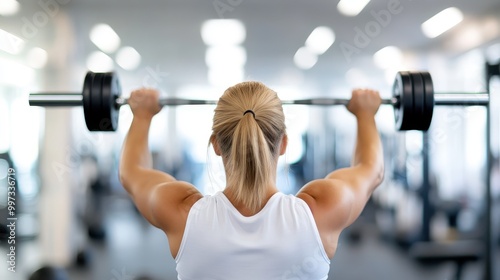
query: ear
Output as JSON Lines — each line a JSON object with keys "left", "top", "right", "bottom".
{"left": 210, "top": 135, "right": 222, "bottom": 156}
{"left": 279, "top": 134, "right": 288, "bottom": 156}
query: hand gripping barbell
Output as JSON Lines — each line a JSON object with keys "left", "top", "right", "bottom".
{"left": 29, "top": 71, "right": 489, "bottom": 132}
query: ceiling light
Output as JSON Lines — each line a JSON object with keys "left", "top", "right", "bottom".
{"left": 0, "top": 0, "right": 20, "bottom": 16}
{"left": 86, "top": 51, "right": 114, "bottom": 72}
{"left": 89, "top": 24, "right": 121, "bottom": 53}
{"left": 201, "top": 19, "right": 246, "bottom": 46}
{"left": 205, "top": 46, "right": 246, "bottom": 69}
{"left": 373, "top": 46, "right": 403, "bottom": 69}
{"left": 116, "top": 46, "right": 141, "bottom": 70}
{"left": 305, "top": 26, "right": 335, "bottom": 55}
{"left": 422, "top": 7, "right": 463, "bottom": 38}
{"left": 294, "top": 47, "right": 318, "bottom": 70}
{"left": 0, "top": 29, "right": 25, "bottom": 55}
{"left": 27, "top": 47, "right": 48, "bottom": 69}
{"left": 337, "top": 0, "right": 371, "bottom": 17}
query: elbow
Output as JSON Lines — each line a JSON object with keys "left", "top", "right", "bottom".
{"left": 374, "top": 162, "right": 385, "bottom": 188}
{"left": 118, "top": 168, "right": 127, "bottom": 187}
{"left": 376, "top": 166, "right": 385, "bottom": 186}
{"left": 118, "top": 166, "right": 133, "bottom": 194}
{"left": 118, "top": 161, "right": 126, "bottom": 185}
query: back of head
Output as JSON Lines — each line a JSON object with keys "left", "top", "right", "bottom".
{"left": 211, "top": 81, "right": 286, "bottom": 212}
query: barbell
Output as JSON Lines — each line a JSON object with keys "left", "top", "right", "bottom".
{"left": 29, "top": 71, "right": 489, "bottom": 132}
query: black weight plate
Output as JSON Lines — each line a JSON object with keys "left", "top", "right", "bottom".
{"left": 88, "top": 73, "right": 104, "bottom": 131}
{"left": 409, "top": 72, "right": 425, "bottom": 131}
{"left": 83, "top": 72, "right": 95, "bottom": 131}
{"left": 419, "top": 72, "right": 434, "bottom": 131}
{"left": 109, "top": 72, "right": 121, "bottom": 131}
{"left": 100, "top": 72, "right": 120, "bottom": 131}
{"left": 392, "top": 72, "right": 403, "bottom": 130}
{"left": 393, "top": 71, "right": 414, "bottom": 131}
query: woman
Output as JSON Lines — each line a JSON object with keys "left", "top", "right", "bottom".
{"left": 119, "top": 82, "right": 384, "bottom": 279}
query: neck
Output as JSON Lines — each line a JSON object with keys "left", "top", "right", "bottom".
{"left": 223, "top": 185, "right": 279, "bottom": 216}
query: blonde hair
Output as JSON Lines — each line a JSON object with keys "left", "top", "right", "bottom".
{"left": 210, "top": 81, "right": 286, "bottom": 212}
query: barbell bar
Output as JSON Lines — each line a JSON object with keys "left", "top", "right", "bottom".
{"left": 29, "top": 71, "right": 490, "bottom": 132}
{"left": 28, "top": 93, "right": 489, "bottom": 107}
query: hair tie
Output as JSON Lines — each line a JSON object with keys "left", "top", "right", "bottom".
{"left": 243, "top": 110, "right": 255, "bottom": 118}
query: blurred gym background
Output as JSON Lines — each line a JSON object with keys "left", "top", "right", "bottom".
{"left": 1, "top": 0, "right": 500, "bottom": 279}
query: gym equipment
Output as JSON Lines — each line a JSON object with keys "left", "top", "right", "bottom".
{"left": 29, "top": 266, "right": 69, "bottom": 280}
{"left": 75, "top": 248, "right": 92, "bottom": 267}
{"left": 29, "top": 71, "right": 489, "bottom": 132}
{"left": 409, "top": 62, "right": 499, "bottom": 280}
{"left": 483, "top": 61, "right": 499, "bottom": 280}
{"left": 410, "top": 240, "right": 483, "bottom": 280}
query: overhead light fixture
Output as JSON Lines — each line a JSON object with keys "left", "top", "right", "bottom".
{"left": 89, "top": 24, "right": 121, "bottom": 53}
{"left": 0, "top": 0, "right": 20, "bottom": 16}
{"left": 294, "top": 47, "right": 318, "bottom": 70}
{"left": 305, "top": 26, "right": 335, "bottom": 55}
{"left": 337, "top": 0, "right": 371, "bottom": 17}
{"left": 116, "top": 46, "right": 141, "bottom": 70}
{"left": 205, "top": 46, "right": 246, "bottom": 69}
{"left": 422, "top": 7, "right": 463, "bottom": 38}
{"left": 201, "top": 19, "right": 246, "bottom": 46}
{"left": 373, "top": 46, "right": 403, "bottom": 69}
{"left": 86, "top": 51, "right": 114, "bottom": 72}
{"left": 27, "top": 47, "right": 48, "bottom": 69}
{"left": 0, "top": 29, "right": 25, "bottom": 55}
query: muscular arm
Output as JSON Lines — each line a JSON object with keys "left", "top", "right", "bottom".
{"left": 325, "top": 113, "right": 384, "bottom": 225}
{"left": 119, "top": 115, "right": 177, "bottom": 227}
{"left": 121, "top": 116, "right": 153, "bottom": 173}
{"left": 119, "top": 89, "right": 201, "bottom": 231}
{"left": 298, "top": 89, "right": 384, "bottom": 235}
{"left": 352, "top": 114, "right": 382, "bottom": 170}
{"left": 119, "top": 116, "right": 175, "bottom": 191}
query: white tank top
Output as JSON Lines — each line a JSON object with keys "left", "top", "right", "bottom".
{"left": 175, "top": 191, "right": 331, "bottom": 279}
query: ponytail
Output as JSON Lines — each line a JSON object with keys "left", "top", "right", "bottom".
{"left": 211, "top": 82, "right": 286, "bottom": 212}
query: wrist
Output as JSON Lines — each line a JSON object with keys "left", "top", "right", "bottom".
{"left": 132, "top": 115, "right": 154, "bottom": 126}
{"left": 354, "top": 112, "right": 376, "bottom": 121}
{"left": 133, "top": 113, "right": 154, "bottom": 122}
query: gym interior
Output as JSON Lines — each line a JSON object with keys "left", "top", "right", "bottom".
{"left": 1, "top": 0, "right": 500, "bottom": 279}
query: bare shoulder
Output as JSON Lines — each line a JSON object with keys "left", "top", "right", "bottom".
{"left": 296, "top": 179, "right": 355, "bottom": 232}
{"left": 297, "top": 179, "right": 353, "bottom": 210}
{"left": 151, "top": 181, "right": 203, "bottom": 232}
